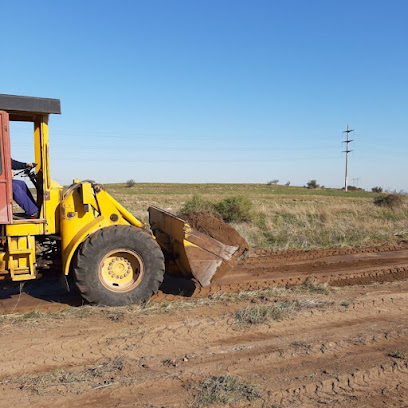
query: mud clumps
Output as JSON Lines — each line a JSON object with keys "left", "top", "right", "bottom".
{"left": 180, "top": 211, "right": 249, "bottom": 249}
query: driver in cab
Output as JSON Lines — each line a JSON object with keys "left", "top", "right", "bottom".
{"left": 11, "top": 158, "right": 38, "bottom": 218}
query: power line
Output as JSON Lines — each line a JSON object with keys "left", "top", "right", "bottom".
{"left": 342, "top": 124, "right": 354, "bottom": 192}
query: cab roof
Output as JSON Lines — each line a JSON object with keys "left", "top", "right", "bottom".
{"left": 0, "top": 94, "right": 61, "bottom": 115}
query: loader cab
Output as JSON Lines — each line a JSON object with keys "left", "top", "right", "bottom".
{"left": 0, "top": 94, "right": 62, "bottom": 235}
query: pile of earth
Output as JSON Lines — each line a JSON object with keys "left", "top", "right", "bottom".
{"left": 179, "top": 211, "right": 249, "bottom": 249}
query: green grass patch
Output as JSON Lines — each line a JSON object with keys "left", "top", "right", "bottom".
{"left": 179, "top": 194, "right": 214, "bottom": 214}
{"left": 105, "top": 182, "right": 377, "bottom": 198}
{"left": 21, "top": 309, "right": 43, "bottom": 320}
{"left": 180, "top": 194, "right": 253, "bottom": 223}
{"left": 214, "top": 195, "right": 253, "bottom": 222}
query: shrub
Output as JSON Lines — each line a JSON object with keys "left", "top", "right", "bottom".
{"left": 388, "top": 351, "right": 407, "bottom": 359}
{"left": 374, "top": 194, "right": 404, "bottom": 209}
{"left": 180, "top": 195, "right": 254, "bottom": 224}
{"left": 267, "top": 179, "right": 279, "bottom": 185}
{"left": 196, "top": 375, "right": 260, "bottom": 406}
{"left": 179, "top": 194, "right": 214, "bottom": 214}
{"left": 235, "top": 305, "right": 270, "bottom": 325}
{"left": 347, "top": 185, "right": 365, "bottom": 192}
{"left": 296, "top": 277, "right": 333, "bottom": 295}
{"left": 214, "top": 196, "right": 253, "bottom": 222}
{"left": 285, "top": 181, "right": 291, "bottom": 186}
{"left": 306, "top": 180, "right": 319, "bottom": 189}
{"left": 126, "top": 179, "right": 136, "bottom": 188}
{"left": 372, "top": 186, "right": 383, "bottom": 193}
{"left": 235, "top": 302, "right": 292, "bottom": 325}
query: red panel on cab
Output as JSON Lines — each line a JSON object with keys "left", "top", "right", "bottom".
{"left": 0, "top": 111, "right": 13, "bottom": 224}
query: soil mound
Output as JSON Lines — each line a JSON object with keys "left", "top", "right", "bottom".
{"left": 180, "top": 211, "right": 249, "bottom": 249}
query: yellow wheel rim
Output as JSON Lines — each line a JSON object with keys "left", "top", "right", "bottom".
{"left": 99, "top": 249, "right": 144, "bottom": 292}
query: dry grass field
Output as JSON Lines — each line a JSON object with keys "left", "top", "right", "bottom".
{"left": 105, "top": 183, "right": 408, "bottom": 250}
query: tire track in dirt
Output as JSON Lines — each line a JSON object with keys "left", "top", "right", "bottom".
{"left": 1, "top": 290, "right": 406, "bottom": 378}
{"left": 1, "top": 289, "right": 406, "bottom": 372}
{"left": 1, "top": 281, "right": 408, "bottom": 407}
{"left": 152, "top": 244, "right": 408, "bottom": 302}
{"left": 0, "top": 315, "right": 230, "bottom": 378}
{"left": 0, "top": 244, "right": 407, "bottom": 313}
{"left": 167, "top": 293, "right": 408, "bottom": 378}
{"left": 249, "top": 243, "right": 406, "bottom": 262}
{"left": 38, "top": 326, "right": 408, "bottom": 408}
{"left": 272, "top": 360, "right": 408, "bottom": 407}
{"left": 152, "top": 265, "right": 408, "bottom": 302}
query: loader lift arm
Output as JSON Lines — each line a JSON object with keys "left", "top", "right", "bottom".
{"left": 0, "top": 93, "right": 246, "bottom": 306}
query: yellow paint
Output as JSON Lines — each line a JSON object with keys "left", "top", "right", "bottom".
{"left": 7, "top": 236, "right": 36, "bottom": 280}
{"left": 61, "top": 181, "right": 146, "bottom": 275}
{"left": 4, "top": 112, "right": 148, "bottom": 283}
{"left": 0, "top": 252, "right": 6, "bottom": 274}
{"left": 99, "top": 250, "right": 143, "bottom": 292}
{"left": 183, "top": 239, "right": 198, "bottom": 248}
{"left": 6, "top": 222, "right": 44, "bottom": 236}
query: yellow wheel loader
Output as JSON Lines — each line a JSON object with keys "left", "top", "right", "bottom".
{"left": 0, "top": 94, "right": 244, "bottom": 306}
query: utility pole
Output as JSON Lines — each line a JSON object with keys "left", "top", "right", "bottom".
{"left": 342, "top": 124, "right": 354, "bottom": 192}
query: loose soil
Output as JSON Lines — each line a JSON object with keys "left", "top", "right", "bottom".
{"left": 180, "top": 211, "right": 249, "bottom": 249}
{"left": 1, "top": 243, "right": 408, "bottom": 407}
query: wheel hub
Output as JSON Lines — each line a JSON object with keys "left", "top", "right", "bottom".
{"left": 107, "top": 257, "right": 133, "bottom": 280}
{"left": 99, "top": 249, "right": 144, "bottom": 292}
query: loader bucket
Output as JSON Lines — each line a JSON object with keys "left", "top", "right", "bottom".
{"left": 148, "top": 206, "right": 246, "bottom": 287}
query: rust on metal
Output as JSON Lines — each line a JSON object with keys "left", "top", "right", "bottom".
{"left": 148, "top": 206, "right": 247, "bottom": 287}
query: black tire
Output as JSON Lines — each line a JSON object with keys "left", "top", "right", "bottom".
{"left": 73, "top": 225, "right": 165, "bottom": 306}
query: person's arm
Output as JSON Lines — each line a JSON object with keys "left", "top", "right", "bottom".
{"left": 11, "top": 159, "right": 27, "bottom": 170}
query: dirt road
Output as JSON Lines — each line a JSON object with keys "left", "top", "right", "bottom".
{"left": 0, "top": 244, "right": 407, "bottom": 407}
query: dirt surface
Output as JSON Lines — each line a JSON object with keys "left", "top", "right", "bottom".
{"left": 181, "top": 211, "right": 249, "bottom": 249}
{"left": 155, "top": 243, "right": 408, "bottom": 302}
{"left": 1, "top": 244, "right": 408, "bottom": 407}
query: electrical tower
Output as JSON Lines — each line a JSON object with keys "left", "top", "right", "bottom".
{"left": 342, "top": 124, "right": 354, "bottom": 192}
{"left": 351, "top": 177, "right": 360, "bottom": 187}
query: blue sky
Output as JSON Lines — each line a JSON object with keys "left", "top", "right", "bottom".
{"left": 2, "top": 0, "right": 407, "bottom": 190}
